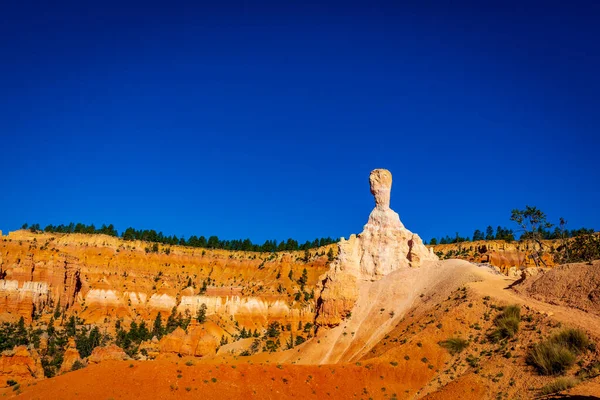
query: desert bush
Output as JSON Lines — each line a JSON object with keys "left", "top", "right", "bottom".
{"left": 71, "top": 360, "right": 86, "bottom": 371}
{"left": 438, "top": 337, "right": 469, "bottom": 355}
{"left": 502, "top": 304, "right": 521, "bottom": 320}
{"left": 466, "top": 354, "right": 479, "bottom": 368}
{"left": 540, "top": 377, "right": 578, "bottom": 395}
{"left": 528, "top": 341, "right": 576, "bottom": 375}
{"left": 527, "top": 329, "right": 589, "bottom": 375}
{"left": 489, "top": 305, "right": 520, "bottom": 342}
{"left": 551, "top": 328, "right": 590, "bottom": 354}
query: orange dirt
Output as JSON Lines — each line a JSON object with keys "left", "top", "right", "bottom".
{"left": 6, "top": 359, "right": 409, "bottom": 400}
{"left": 514, "top": 260, "right": 600, "bottom": 317}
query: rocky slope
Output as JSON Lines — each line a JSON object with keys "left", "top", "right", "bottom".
{"left": 514, "top": 260, "right": 600, "bottom": 316}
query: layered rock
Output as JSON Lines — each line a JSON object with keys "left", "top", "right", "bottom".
{"left": 315, "top": 169, "right": 437, "bottom": 327}
{"left": 0, "top": 346, "right": 44, "bottom": 384}
{"left": 0, "top": 280, "right": 49, "bottom": 321}
{"left": 0, "top": 231, "right": 330, "bottom": 329}
{"left": 429, "top": 239, "right": 559, "bottom": 271}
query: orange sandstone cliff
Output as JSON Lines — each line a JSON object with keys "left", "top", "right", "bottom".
{"left": 0, "top": 230, "right": 333, "bottom": 332}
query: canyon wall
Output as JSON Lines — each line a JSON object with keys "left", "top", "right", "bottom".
{"left": 0, "top": 230, "right": 332, "bottom": 331}
{"left": 428, "top": 239, "right": 561, "bottom": 273}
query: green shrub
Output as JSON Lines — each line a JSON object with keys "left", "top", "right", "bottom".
{"left": 466, "top": 354, "right": 479, "bottom": 368}
{"left": 71, "top": 360, "right": 86, "bottom": 371}
{"left": 528, "top": 328, "right": 591, "bottom": 376}
{"left": 489, "top": 305, "right": 520, "bottom": 342}
{"left": 502, "top": 305, "right": 521, "bottom": 320}
{"left": 438, "top": 337, "right": 469, "bottom": 355}
{"left": 540, "top": 377, "right": 578, "bottom": 395}
{"left": 528, "top": 341, "right": 576, "bottom": 375}
{"left": 551, "top": 328, "right": 589, "bottom": 354}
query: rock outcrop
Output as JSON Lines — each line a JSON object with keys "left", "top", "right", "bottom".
{"left": 158, "top": 322, "right": 219, "bottom": 357}
{"left": 88, "top": 344, "right": 129, "bottom": 363}
{"left": 429, "top": 239, "right": 559, "bottom": 271}
{"left": 0, "top": 346, "right": 44, "bottom": 384}
{"left": 315, "top": 169, "right": 437, "bottom": 327}
{"left": 59, "top": 338, "right": 82, "bottom": 373}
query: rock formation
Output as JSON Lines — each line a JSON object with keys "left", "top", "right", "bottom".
{"left": 315, "top": 169, "right": 437, "bottom": 327}
{"left": 429, "top": 239, "right": 559, "bottom": 272}
{"left": 88, "top": 345, "right": 128, "bottom": 363}
{"left": 158, "top": 322, "right": 219, "bottom": 357}
{"left": 0, "top": 231, "right": 330, "bottom": 328}
{"left": 0, "top": 346, "right": 44, "bottom": 383}
{"left": 59, "top": 338, "right": 83, "bottom": 373}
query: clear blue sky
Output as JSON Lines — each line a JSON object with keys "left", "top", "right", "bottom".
{"left": 1, "top": 0, "right": 599, "bottom": 243}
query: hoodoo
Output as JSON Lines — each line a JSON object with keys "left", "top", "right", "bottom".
{"left": 315, "top": 168, "right": 437, "bottom": 327}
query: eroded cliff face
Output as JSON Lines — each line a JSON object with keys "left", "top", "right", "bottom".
{"left": 428, "top": 239, "right": 560, "bottom": 273}
{"left": 315, "top": 169, "right": 437, "bottom": 328}
{"left": 0, "top": 231, "right": 332, "bottom": 332}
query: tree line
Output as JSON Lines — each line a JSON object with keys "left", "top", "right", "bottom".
{"left": 427, "top": 205, "right": 598, "bottom": 266}
{"left": 20, "top": 223, "right": 337, "bottom": 252}
{"left": 429, "top": 225, "right": 516, "bottom": 245}
{"left": 428, "top": 221, "right": 594, "bottom": 246}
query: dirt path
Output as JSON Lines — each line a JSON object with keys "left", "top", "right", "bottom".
{"left": 467, "top": 268, "right": 600, "bottom": 336}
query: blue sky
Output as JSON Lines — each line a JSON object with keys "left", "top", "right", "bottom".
{"left": 1, "top": 1, "right": 598, "bottom": 243}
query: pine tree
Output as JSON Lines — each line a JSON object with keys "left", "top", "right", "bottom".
{"left": 327, "top": 247, "right": 334, "bottom": 261}
{"left": 152, "top": 313, "right": 164, "bottom": 338}
{"left": 129, "top": 321, "right": 139, "bottom": 342}
{"left": 298, "top": 268, "right": 308, "bottom": 291}
{"left": 472, "top": 229, "right": 484, "bottom": 241}
{"left": 165, "top": 306, "right": 179, "bottom": 334}
{"left": 65, "top": 315, "right": 77, "bottom": 337}
{"left": 138, "top": 321, "right": 150, "bottom": 341}
{"left": 196, "top": 303, "right": 207, "bottom": 323}
{"left": 485, "top": 226, "right": 495, "bottom": 240}
{"left": 53, "top": 299, "right": 61, "bottom": 319}
{"left": 16, "top": 317, "right": 27, "bottom": 345}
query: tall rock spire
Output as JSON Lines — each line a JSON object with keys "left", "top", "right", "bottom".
{"left": 369, "top": 168, "right": 393, "bottom": 210}
{"left": 315, "top": 169, "right": 438, "bottom": 327}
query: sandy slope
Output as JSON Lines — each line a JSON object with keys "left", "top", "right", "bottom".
{"left": 468, "top": 266, "right": 600, "bottom": 337}
{"left": 279, "top": 259, "right": 493, "bottom": 364}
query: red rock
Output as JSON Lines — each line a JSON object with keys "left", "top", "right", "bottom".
{"left": 0, "top": 345, "right": 44, "bottom": 384}
{"left": 60, "top": 338, "right": 82, "bottom": 373}
{"left": 88, "top": 344, "right": 128, "bottom": 363}
{"left": 158, "top": 324, "right": 219, "bottom": 357}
